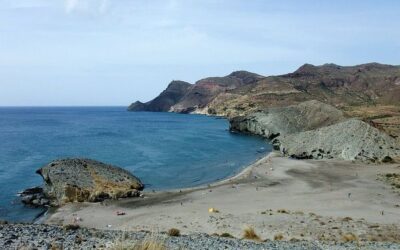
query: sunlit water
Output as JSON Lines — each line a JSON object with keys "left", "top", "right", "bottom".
{"left": 0, "top": 107, "right": 270, "bottom": 222}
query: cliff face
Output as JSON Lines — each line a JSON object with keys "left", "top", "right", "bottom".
{"left": 206, "top": 63, "right": 400, "bottom": 118}
{"left": 127, "top": 63, "right": 400, "bottom": 162}
{"left": 229, "top": 100, "right": 346, "bottom": 139}
{"left": 128, "top": 80, "right": 192, "bottom": 112}
{"left": 128, "top": 71, "right": 263, "bottom": 113}
{"left": 274, "top": 119, "right": 400, "bottom": 163}
{"left": 129, "top": 63, "right": 400, "bottom": 117}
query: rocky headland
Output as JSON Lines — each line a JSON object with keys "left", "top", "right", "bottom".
{"left": 129, "top": 63, "right": 400, "bottom": 163}
{"left": 21, "top": 159, "right": 143, "bottom": 207}
{"left": 129, "top": 63, "right": 400, "bottom": 118}
{"left": 128, "top": 71, "right": 264, "bottom": 114}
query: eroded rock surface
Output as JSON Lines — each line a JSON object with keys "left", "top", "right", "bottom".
{"left": 22, "top": 159, "right": 143, "bottom": 206}
{"left": 229, "top": 100, "right": 346, "bottom": 139}
{"left": 274, "top": 119, "right": 400, "bottom": 162}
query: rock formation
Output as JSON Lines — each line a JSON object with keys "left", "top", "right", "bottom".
{"left": 274, "top": 119, "right": 400, "bottom": 162}
{"left": 21, "top": 159, "right": 143, "bottom": 206}
{"left": 128, "top": 71, "right": 264, "bottom": 114}
{"left": 128, "top": 80, "right": 192, "bottom": 112}
{"left": 129, "top": 63, "right": 400, "bottom": 117}
{"left": 127, "top": 62, "right": 400, "bottom": 163}
{"left": 229, "top": 100, "right": 346, "bottom": 139}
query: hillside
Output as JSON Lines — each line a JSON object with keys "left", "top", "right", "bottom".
{"left": 129, "top": 63, "right": 400, "bottom": 140}
{"left": 128, "top": 71, "right": 263, "bottom": 113}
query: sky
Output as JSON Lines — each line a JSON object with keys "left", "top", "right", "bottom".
{"left": 0, "top": 0, "right": 399, "bottom": 106}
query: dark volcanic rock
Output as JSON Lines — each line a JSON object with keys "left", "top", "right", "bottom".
{"left": 129, "top": 71, "right": 263, "bottom": 114}
{"left": 23, "top": 159, "right": 143, "bottom": 206}
{"left": 128, "top": 80, "right": 192, "bottom": 112}
{"left": 170, "top": 71, "right": 263, "bottom": 113}
{"left": 19, "top": 187, "right": 50, "bottom": 207}
{"left": 127, "top": 101, "right": 147, "bottom": 111}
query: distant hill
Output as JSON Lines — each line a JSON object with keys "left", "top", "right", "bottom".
{"left": 128, "top": 80, "right": 192, "bottom": 112}
{"left": 128, "top": 71, "right": 263, "bottom": 113}
{"left": 128, "top": 63, "right": 400, "bottom": 139}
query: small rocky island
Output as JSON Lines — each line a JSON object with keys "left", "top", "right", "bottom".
{"left": 21, "top": 159, "right": 143, "bottom": 207}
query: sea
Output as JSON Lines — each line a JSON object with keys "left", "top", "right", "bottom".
{"left": 0, "top": 107, "right": 270, "bottom": 222}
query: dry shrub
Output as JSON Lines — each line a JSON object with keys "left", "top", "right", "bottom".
{"left": 167, "top": 228, "right": 180, "bottom": 237}
{"left": 112, "top": 234, "right": 167, "bottom": 250}
{"left": 277, "top": 209, "right": 290, "bottom": 214}
{"left": 242, "top": 226, "right": 261, "bottom": 241}
{"left": 220, "top": 232, "right": 234, "bottom": 238}
{"left": 274, "top": 233, "right": 284, "bottom": 241}
{"left": 342, "top": 233, "right": 358, "bottom": 242}
{"left": 342, "top": 217, "right": 353, "bottom": 222}
{"left": 63, "top": 224, "right": 80, "bottom": 231}
{"left": 208, "top": 208, "right": 219, "bottom": 213}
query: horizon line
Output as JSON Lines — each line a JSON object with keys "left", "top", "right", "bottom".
{"left": 0, "top": 105, "right": 129, "bottom": 108}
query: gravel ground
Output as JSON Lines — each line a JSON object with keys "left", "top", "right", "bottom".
{"left": 1, "top": 223, "right": 400, "bottom": 250}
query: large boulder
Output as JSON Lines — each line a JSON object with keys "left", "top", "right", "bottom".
{"left": 274, "top": 119, "right": 400, "bottom": 163}
{"left": 22, "top": 159, "right": 143, "bottom": 206}
{"left": 229, "top": 100, "right": 346, "bottom": 139}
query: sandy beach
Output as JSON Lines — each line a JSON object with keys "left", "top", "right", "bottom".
{"left": 46, "top": 153, "right": 400, "bottom": 242}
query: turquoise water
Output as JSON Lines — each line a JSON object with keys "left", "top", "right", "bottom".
{"left": 0, "top": 107, "right": 270, "bottom": 222}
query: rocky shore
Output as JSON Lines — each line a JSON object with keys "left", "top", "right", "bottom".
{"left": 20, "top": 159, "right": 143, "bottom": 207}
{"left": 229, "top": 100, "right": 399, "bottom": 163}
{"left": 9, "top": 63, "right": 400, "bottom": 249}
{"left": 129, "top": 63, "right": 400, "bottom": 163}
{"left": 1, "top": 222, "right": 400, "bottom": 250}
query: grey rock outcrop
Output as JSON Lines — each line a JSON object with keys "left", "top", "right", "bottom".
{"left": 274, "top": 119, "right": 400, "bottom": 162}
{"left": 229, "top": 100, "right": 346, "bottom": 139}
{"left": 22, "top": 159, "right": 143, "bottom": 206}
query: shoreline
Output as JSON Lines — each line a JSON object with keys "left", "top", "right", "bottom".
{"left": 37, "top": 149, "right": 274, "bottom": 225}
{"left": 44, "top": 153, "right": 400, "bottom": 243}
{"left": 41, "top": 151, "right": 273, "bottom": 223}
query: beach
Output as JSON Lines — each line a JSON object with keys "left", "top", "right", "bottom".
{"left": 46, "top": 152, "right": 400, "bottom": 242}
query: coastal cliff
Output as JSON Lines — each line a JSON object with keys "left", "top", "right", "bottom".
{"left": 129, "top": 63, "right": 400, "bottom": 117}
{"left": 229, "top": 100, "right": 346, "bottom": 139}
{"left": 128, "top": 80, "right": 192, "bottom": 112}
{"left": 275, "top": 119, "right": 400, "bottom": 162}
{"left": 129, "top": 71, "right": 263, "bottom": 113}
{"left": 128, "top": 63, "right": 400, "bottom": 163}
